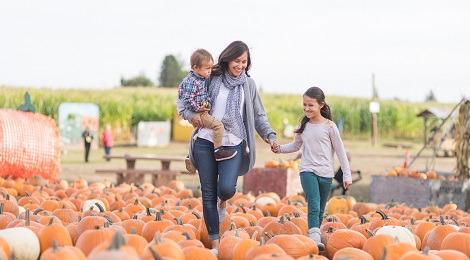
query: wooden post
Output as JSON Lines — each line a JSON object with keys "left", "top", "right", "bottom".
{"left": 372, "top": 113, "right": 377, "bottom": 146}
{"left": 423, "top": 118, "right": 428, "bottom": 146}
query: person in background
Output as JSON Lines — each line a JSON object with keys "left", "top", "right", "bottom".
{"left": 271, "top": 86, "right": 352, "bottom": 251}
{"left": 102, "top": 124, "right": 114, "bottom": 161}
{"left": 176, "top": 41, "right": 278, "bottom": 256}
{"left": 177, "top": 48, "right": 237, "bottom": 173}
{"left": 82, "top": 126, "right": 94, "bottom": 163}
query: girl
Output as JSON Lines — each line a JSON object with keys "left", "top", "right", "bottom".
{"left": 272, "top": 86, "right": 352, "bottom": 250}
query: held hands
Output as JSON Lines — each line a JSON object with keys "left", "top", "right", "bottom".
{"left": 269, "top": 140, "right": 280, "bottom": 153}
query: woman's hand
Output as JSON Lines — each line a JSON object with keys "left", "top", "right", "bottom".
{"left": 189, "top": 113, "right": 203, "bottom": 128}
{"left": 344, "top": 182, "right": 352, "bottom": 190}
{"left": 269, "top": 140, "right": 280, "bottom": 153}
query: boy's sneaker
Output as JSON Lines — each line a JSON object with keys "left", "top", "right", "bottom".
{"left": 214, "top": 147, "right": 237, "bottom": 162}
{"left": 184, "top": 157, "right": 197, "bottom": 173}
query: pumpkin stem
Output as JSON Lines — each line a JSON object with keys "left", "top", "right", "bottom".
{"left": 229, "top": 220, "right": 237, "bottom": 230}
{"left": 439, "top": 215, "right": 446, "bottom": 225}
{"left": 327, "top": 226, "right": 334, "bottom": 233}
{"left": 154, "top": 232, "right": 162, "bottom": 245}
{"left": 95, "top": 202, "right": 105, "bottom": 213}
{"left": 376, "top": 209, "right": 389, "bottom": 220}
{"left": 263, "top": 210, "right": 271, "bottom": 217}
{"left": 25, "top": 208, "right": 31, "bottom": 226}
{"left": 251, "top": 230, "right": 259, "bottom": 240}
{"left": 239, "top": 205, "right": 246, "bottom": 213}
{"left": 0, "top": 203, "right": 3, "bottom": 214}
{"left": 284, "top": 214, "right": 291, "bottom": 221}
{"left": 359, "top": 215, "right": 368, "bottom": 224}
{"left": 149, "top": 246, "right": 163, "bottom": 260}
{"left": 174, "top": 217, "right": 183, "bottom": 226}
{"left": 259, "top": 236, "right": 266, "bottom": 245}
{"left": 103, "top": 215, "right": 114, "bottom": 224}
{"left": 264, "top": 232, "right": 273, "bottom": 239}
{"left": 450, "top": 216, "right": 459, "bottom": 226}
{"left": 154, "top": 211, "right": 162, "bottom": 221}
{"left": 51, "top": 239, "right": 60, "bottom": 252}
{"left": 48, "top": 217, "right": 55, "bottom": 226}
{"left": 422, "top": 246, "right": 431, "bottom": 255}
{"left": 365, "top": 229, "right": 375, "bottom": 237}
{"left": 33, "top": 208, "right": 44, "bottom": 215}
{"left": 108, "top": 231, "right": 125, "bottom": 250}
{"left": 180, "top": 232, "right": 191, "bottom": 240}
{"left": 146, "top": 207, "right": 152, "bottom": 216}
{"left": 191, "top": 211, "right": 201, "bottom": 219}
{"left": 249, "top": 221, "right": 255, "bottom": 227}
{"left": 130, "top": 226, "right": 136, "bottom": 234}
{"left": 380, "top": 246, "right": 388, "bottom": 260}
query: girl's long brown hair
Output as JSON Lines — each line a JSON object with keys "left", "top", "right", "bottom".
{"left": 295, "top": 87, "right": 333, "bottom": 134}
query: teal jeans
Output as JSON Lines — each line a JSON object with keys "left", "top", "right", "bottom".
{"left": 300, "top": 171, "right": 332, "bottom": 229}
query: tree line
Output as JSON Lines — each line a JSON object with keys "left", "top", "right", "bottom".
{"left": 120, "top": 55, "right": 186, "bottom": 88}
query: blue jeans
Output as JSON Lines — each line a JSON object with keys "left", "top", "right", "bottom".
{"left": 104, "top": 146, "right": 111, "bottom": 161}
{"left": 300, "top": 171, "right": 332, "bottom": 229}
{"left": 193, "top": 138, "right": 242, "bottom": 241}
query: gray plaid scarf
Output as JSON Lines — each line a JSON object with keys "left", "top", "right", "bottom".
{"left": 209, "top": 71, "right": 247, "bottom": 142}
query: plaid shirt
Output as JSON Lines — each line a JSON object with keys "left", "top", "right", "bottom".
{"left": 178, "top": 71, "right": 209, "bottom": 112}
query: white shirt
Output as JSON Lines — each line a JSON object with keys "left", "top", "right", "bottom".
{"left": 198, "top": 82, "right": 244, "bottom": 146}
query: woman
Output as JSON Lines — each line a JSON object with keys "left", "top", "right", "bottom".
{"left": 176, "top": 41, "right": 277, "bottom": 254}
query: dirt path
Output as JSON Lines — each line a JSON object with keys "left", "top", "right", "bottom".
{"left": 60, "top": 138, "right": 457, "bottom": 201}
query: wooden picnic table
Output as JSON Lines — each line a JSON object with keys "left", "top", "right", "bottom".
{"left": 95, "top": 154, "right": 192, "bottom": 186}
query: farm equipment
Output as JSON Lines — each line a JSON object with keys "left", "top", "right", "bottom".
{"left": 411, "top": 98, "right": 469, "bottom": 179}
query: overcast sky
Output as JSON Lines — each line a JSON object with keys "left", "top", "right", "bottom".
{"left": 1, "top": 1, "right": 469, "bottom": 103}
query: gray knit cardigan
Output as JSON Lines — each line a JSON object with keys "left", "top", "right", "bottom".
{"left": 176, "top": 77, "right": 276, "bottom": 176}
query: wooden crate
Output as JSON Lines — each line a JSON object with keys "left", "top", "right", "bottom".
{"left": 242, "top": 167, "right": 302, "bottom": 198}
{"left": 370, "top": 175, "right": 470, "bottom": 210}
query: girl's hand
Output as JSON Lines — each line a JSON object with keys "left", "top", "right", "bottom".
{"left": 189, "top": 113, "right": 203, "bottom": 128}
{"left": 344, "top": 182, "right": 352, "bottom": 190}
{"left": 269, "top": 140, "right": 280, "bottom": 153}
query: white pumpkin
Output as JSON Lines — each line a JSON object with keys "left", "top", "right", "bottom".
{"left": 255, "top": 196, "right": 277, "bottom": 206}
{"left": 18, "top": 206, "right": 25, "bottom": 215}
{"left": 0, "top": 227, "right": 40, "bottom": 260}
{"left": 82, "top": 199, "right": 107, "bottom": 212}
{"left": 375, "top": 225, "right": 416, "bottom": 246}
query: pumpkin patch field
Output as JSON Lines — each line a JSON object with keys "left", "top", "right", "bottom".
{"left": 0, "top": 174, "right": 469, "bottom": 260}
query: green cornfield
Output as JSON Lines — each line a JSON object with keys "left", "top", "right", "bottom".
{"left": 0, "top": 86, "right": 453, "bottom": 142}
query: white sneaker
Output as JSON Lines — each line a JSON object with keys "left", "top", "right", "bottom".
{"left": 308, "top": 227, "right": 325, "bottom": 251}
{"left": 210, "top": 248, "right": 218, "bottom": 256}
{"left": 217, "top": 201, "right": 226, "bottom": 222}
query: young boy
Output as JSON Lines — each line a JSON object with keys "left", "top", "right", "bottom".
{"left": 178, "top": 49, "right": 237, "bottom": 173}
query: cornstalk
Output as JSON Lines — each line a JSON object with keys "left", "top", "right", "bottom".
{"left": 454, "top": 100, "right": 470, "bottom": 180}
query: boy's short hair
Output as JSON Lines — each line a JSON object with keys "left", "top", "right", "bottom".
{"left": 190, "top": 49, "right": 213, "bottom": 68}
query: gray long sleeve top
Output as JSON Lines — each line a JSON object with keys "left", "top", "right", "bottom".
{"left": 280, "top": 120, "right": 352, "bottom": 183}
{"left": 176, "top": 77, "right": 276, "bottom": 176}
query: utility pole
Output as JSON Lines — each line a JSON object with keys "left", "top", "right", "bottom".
{"left": 370, "top": 73, "right": 380, "bottom": 146}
